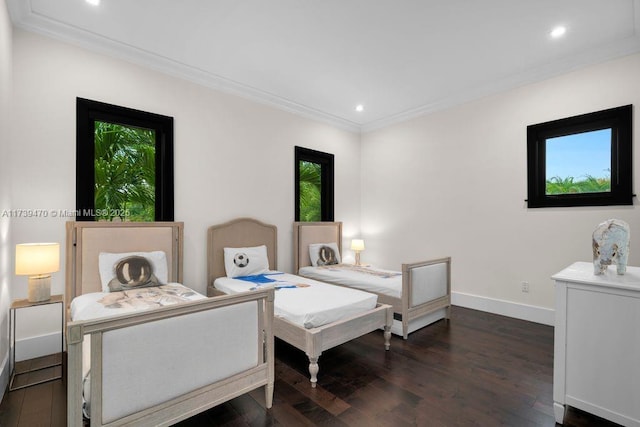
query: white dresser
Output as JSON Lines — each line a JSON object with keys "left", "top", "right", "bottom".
{"left": 553, "top": 262, "right": 640, "bottom": 426}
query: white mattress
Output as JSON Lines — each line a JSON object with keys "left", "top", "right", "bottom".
{"left": 214, "top": 272, "right": 377, "bottom": 329}
{"left": 298, "top": 265, "right": 402, "bottom": 299}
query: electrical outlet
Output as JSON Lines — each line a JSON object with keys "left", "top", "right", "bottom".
{"left": 521, "top": 281, "right": 529, "bottom": 293}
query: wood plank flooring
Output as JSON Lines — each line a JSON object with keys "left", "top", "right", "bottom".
{"left": 0, "top": 306, "right": 621, "bottom": 426}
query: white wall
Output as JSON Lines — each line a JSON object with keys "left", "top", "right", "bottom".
{"left": 361, "top": 53, "right": 640, "bottom": 323}
{"left": 0, "top": 0, "right": 13, "bottom": 399}
{"left": 8, "top": 29, "right": 360, "bottom": 352}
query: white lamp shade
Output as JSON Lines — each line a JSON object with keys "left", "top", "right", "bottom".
{"left": 15, "top": 243, "right": 60, "bottom": 275}
{"left": 350, "top": 239, "right": 365, "bottom": 251}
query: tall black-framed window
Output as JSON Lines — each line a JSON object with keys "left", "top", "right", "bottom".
{"left": 76, "top": 98, "right": 174, "bottom": 221}
{"left": 527, "top": 105, "right": 633, "bottom": 208}
{"left": 295, "top": 146, "right": 334, "bottom": 221}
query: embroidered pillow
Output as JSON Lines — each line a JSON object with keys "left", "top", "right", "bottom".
{"left": 98, "top": 251, "right": 168, "bottom": 292}
{"left": 224, "top": 245, "right": 270, "bottom": 278}
{"left": 309, "top": 242, "right": 341, "bottom": 266}
{"left": 106, "top": 256, "right": 162, "bottom": 292}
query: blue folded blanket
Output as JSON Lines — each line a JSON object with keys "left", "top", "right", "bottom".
{"left": 235, "top": 272, "right": 283, "bottom": 284}
{"left": 235, "top": 273, "right": 301, "bottom": 290}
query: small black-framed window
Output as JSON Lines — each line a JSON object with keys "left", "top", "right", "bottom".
{"left": 295, "top": 146, "right": 334, "bottom": 221}
{"left": 76, "top": 98, "right": 174, "bottom": 221}
{"left": 527, "top": 105, "right": 633, "bottom": 208}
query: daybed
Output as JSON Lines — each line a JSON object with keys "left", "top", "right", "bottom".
{"left": 206, "top": 217, "right": 393, "bottom": 387}
{"left": 65, "top": 221, "right": 274, "bottom": 427}
{"left": 293, "top": 221, "right": 451, "bottom": 339}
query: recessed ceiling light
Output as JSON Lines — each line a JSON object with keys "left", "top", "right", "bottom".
{"left": 550, "top": 26, "right": 567, "bottom": 39}
{"left": 86, "top": 0, "right": 100, "bottom": 6}
{"left": 355, "top": 104, "right": 364, "bottom": 112}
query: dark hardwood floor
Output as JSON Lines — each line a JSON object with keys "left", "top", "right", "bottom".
{"left": 0, "top": 306, "right": 620, "bottom": 426}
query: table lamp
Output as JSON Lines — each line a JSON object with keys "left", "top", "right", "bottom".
{"left": 350, "top": 239, "right": 365, "bottom": 266}
{"left": 15, "top": 243, "right": 60, "bottom": 302}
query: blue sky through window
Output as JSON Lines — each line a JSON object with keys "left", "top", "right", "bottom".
{"left": 545, "top": 129, "right": 611, "bottom": 181}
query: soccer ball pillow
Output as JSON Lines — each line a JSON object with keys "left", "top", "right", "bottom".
{"left": 224, "top": 245, "right": 270, "bottom": 278}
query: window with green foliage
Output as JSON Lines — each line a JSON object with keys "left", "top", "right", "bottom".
{"left": 527, "top": 105, "right": 632, "bottom": 208}
{"left": 295, "top": 147, "right": 334, "bottom": 222}
{"left": 94, "top": 122, "right": 156, "bottom": 221}
{"left": 545, "top": 129, "right": 611, "bottom": 195}
{"left": 76, "top": 98, "right": 174, "bottom": 221}
{"left": 299, "top": 161, "right": 322, "bottom": 221}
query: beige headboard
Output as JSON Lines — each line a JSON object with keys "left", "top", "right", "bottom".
{"left": 293, "top": 222, "right": 342, "bottom": 272}
{"left": 207, "top": 218, "right": 278, "bottom": 286}
{"left": 65, "top": 221, "right": 184, "bottom": 309}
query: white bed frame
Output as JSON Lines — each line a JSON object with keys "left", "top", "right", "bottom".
{"left": 206, "top": 217, "right": 393, "bottom": 388}
{"left": 293, "top": 221, "right": 451, "bottom": 339}
{"left": 65, "top": 221, "right": 275, "bottom": 427}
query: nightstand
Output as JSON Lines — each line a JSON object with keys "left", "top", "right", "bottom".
{"left": 9, "top": 294, "right": 64, "bottom": 391}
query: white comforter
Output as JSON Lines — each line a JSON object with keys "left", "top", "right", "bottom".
{"left": 298, "top": 264, "right": 402, "bottom": 299}
{"left": 70, "top": 283, "right": 206, "bottom": 321}
{"left": 214, "top": 272, "right": 377, "bottom": 328}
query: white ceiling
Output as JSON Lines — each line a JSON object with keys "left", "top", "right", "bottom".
{"left": 7, "top": 0, "right": 640, "bottom": 132}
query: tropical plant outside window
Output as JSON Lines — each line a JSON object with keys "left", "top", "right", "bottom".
{"left": 76, "top": 97, "right": 174, "bottom": 221}
{"left": 295, "top": 146, "right": 334, "bottom": 221}
{"left": 545, "top": 129, "right": 611, "bottom": 195}
{"left": 299, "top": 161, "right": 322, "bottom": 221}
{"left": 94, "top": 122, "right": 156, "bottom": 221}
{"left": 526, "top": 104, "right": 632, "bottom": 208}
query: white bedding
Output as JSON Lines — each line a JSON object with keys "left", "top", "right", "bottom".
{"left": 70, "top": 283, "right": 206, "bottom": 321}
{"left": 298, "top": 265, "right": 402, "bottom": 299}
{"left": 214, "top": 272, "right": 377, "bottom": 329}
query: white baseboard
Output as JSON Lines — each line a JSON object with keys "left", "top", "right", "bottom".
{"left": 0, "top": 350, "right": 9, "bottom": 404}
{"left": 452, "top": 292, "right": 554, "bottom": 326}
{"left": 15, "top": 332, "right": 62, "bottom": 362}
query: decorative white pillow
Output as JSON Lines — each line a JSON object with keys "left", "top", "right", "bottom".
{"left": 98, "top": 251, "right": 168, "bottom": 292}
{"left": 309, "top": 242, "right": 341, "bottom": 266}
{"left": 224, "top": 245, "right": 270, "bottom": 278}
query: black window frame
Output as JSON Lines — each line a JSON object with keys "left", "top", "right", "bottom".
{"left": 76, "top": 97, "right": 174, "bottom": 221}
{"left": 295, "top": 146, "right": 334, "bottom": 221}
{"left": 526, "top": 105, "right": 633, "bottom": 208}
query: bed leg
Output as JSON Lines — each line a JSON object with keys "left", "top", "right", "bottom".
{"left": 308, "top": 357, "right": 319, "bottom": 387}
{"left": 265, "top": 383, "right": 274, "bottom": 408}
{"left": 384, "top": 326, "right": 392, "bottom": 350}
{"left": 383, "top": 306, "right": 393, "bottom": 349}
{"left": 67, "top": 324, "right": 84, "bottom": 427}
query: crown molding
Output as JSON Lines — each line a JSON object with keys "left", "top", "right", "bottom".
{"left": 361, "top": 33, "right": 640, "bottom": 133}
{"left": 8, "top": 0, "right": 640, "bottom": 135}
{"left": 7, "top": 0, "right": 361, "bottom": 133}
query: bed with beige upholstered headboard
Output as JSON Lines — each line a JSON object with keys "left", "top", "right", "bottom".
{"left": 65, "top": 221, "right": 183, "bottom": 306}
{"left": 293, "top": 221, "right": 451, "bottom": 339}
{"left": 65, "top": 221, "right": 274, "bottom": 427}
{"left": 207, "top": 217, "right": 393, "bottom": 387}
{"left": 207, "top": 217, "right": 278, "bottom": 292}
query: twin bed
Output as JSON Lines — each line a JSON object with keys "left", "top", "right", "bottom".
{"left": 65, "top": 221, "right": 275, "bottom": 427}
{"left": 206, "top": 217, "right": 393, "bottom": 387}
{"left": 293, "top": 222, "right": 451, "bottom": 339}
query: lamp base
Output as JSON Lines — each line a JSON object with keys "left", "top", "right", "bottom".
{"left": 355, "top": 252, "right": 361, "bottom": 267}
{"left": 28, "top": 275, "right": 51, "bottom": 303}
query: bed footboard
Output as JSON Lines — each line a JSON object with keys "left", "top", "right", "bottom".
{"left": 67, "top": 289, "right": 275, "bottom": 427}
{"left": 401, "top": 257, "right": 451, "bottom": 339}
{"left": 274, "top": 303, "right": 392, "bottom": 387}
